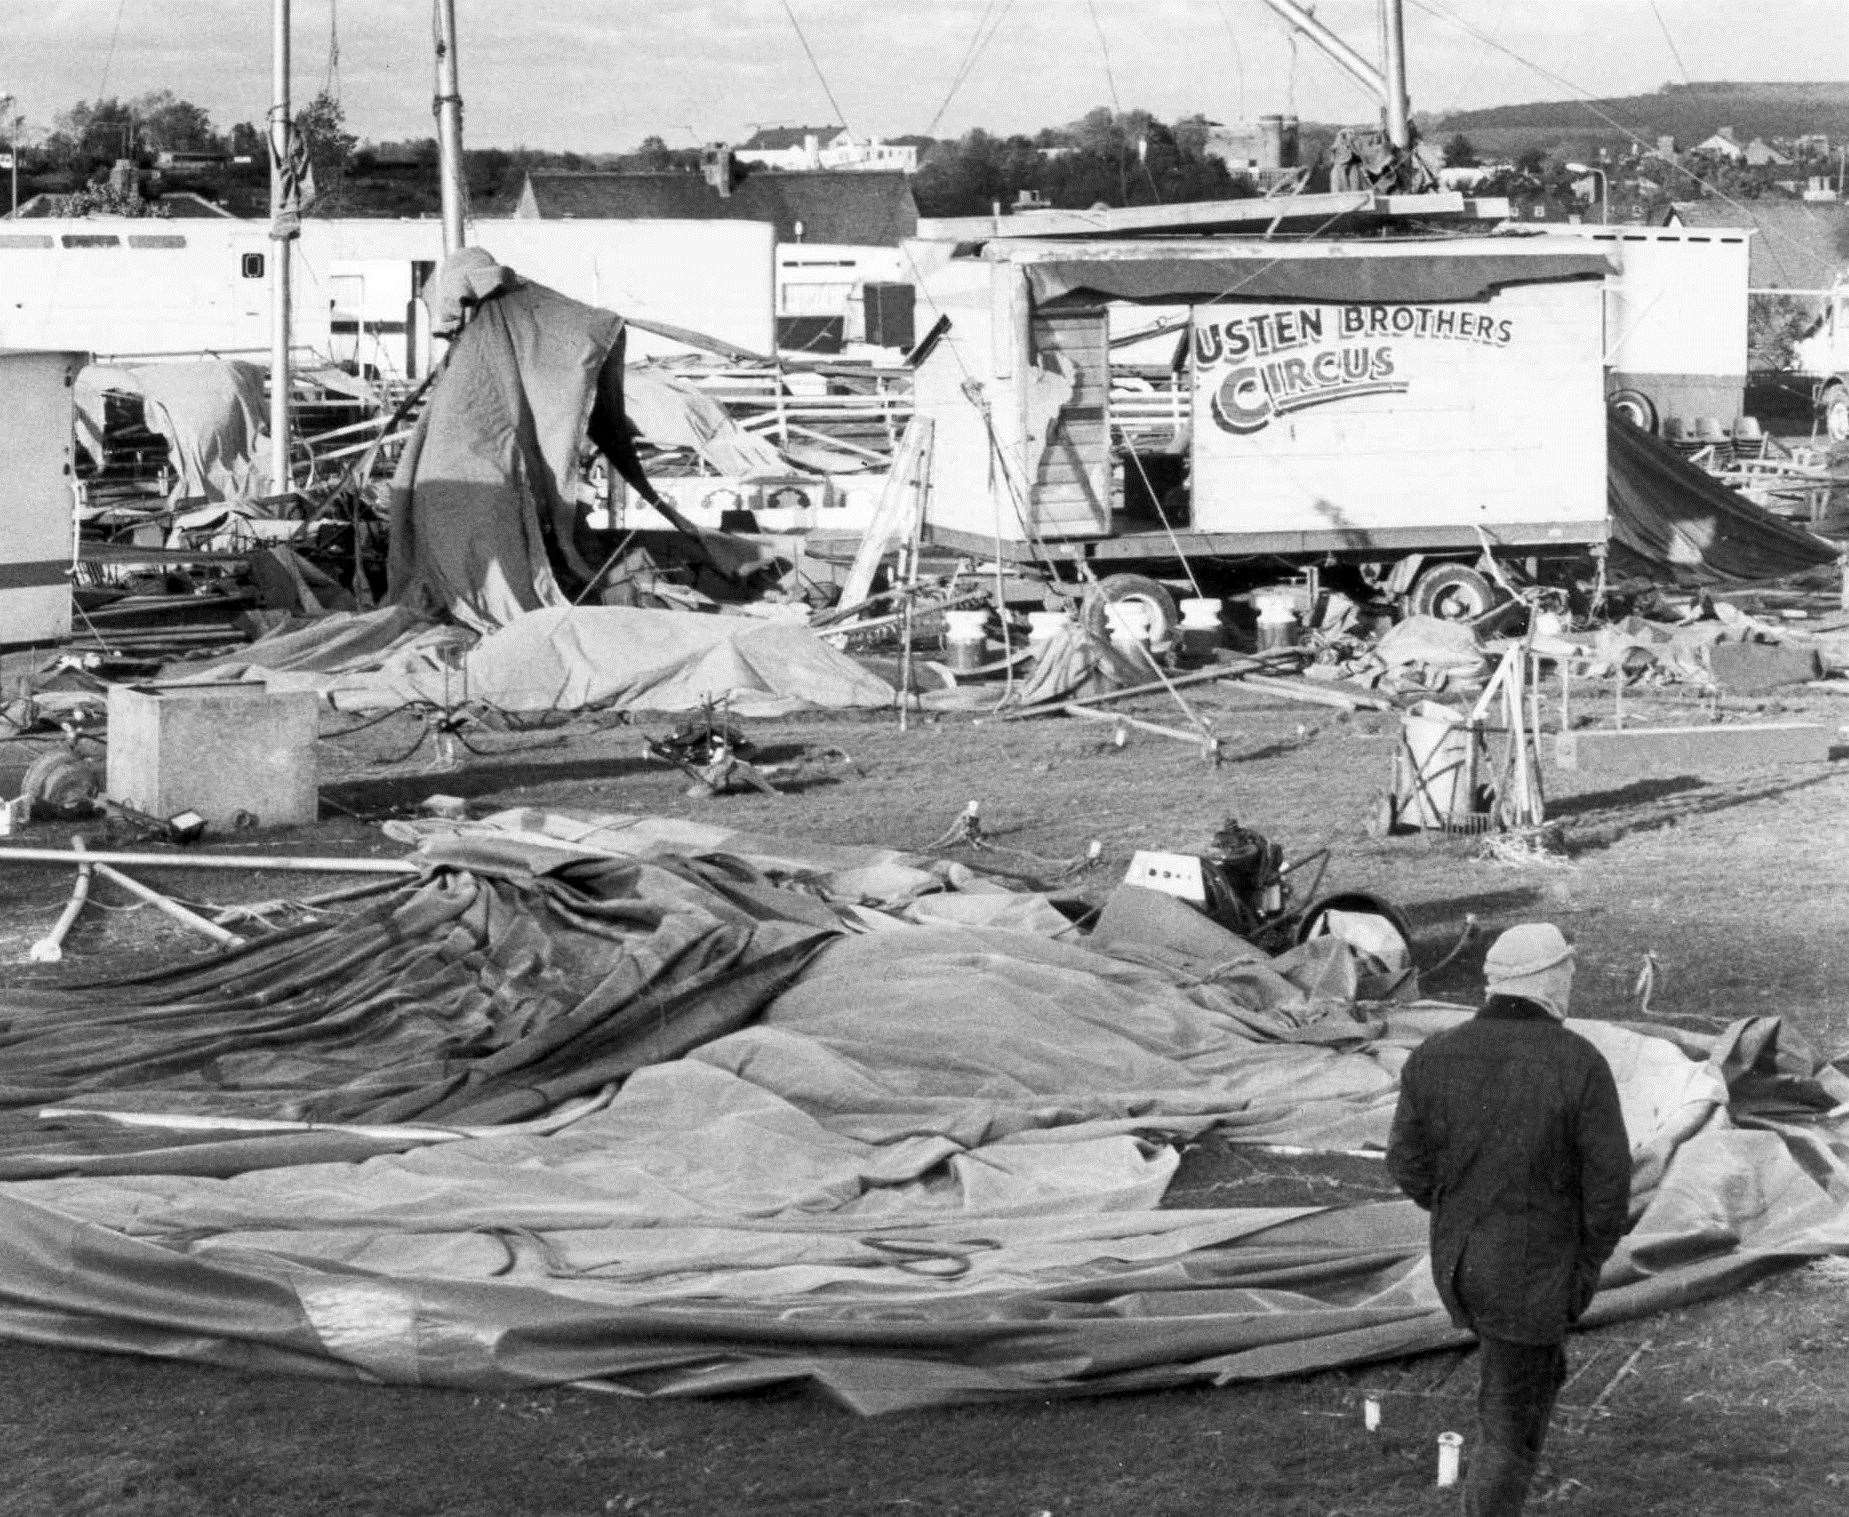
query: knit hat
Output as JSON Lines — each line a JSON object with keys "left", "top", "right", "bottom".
{"left": 1484, "top": 923, "right": 1576, "bottom": 1020}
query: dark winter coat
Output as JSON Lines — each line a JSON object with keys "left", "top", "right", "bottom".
{"left": 1386, "top": 996, "right": 1632, "bottom": 1345}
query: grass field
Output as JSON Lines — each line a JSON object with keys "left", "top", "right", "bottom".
{"left": 3, "top": 671, "right": 1848, "bottom": 1515}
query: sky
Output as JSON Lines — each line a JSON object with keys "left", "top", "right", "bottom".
{"left": 5, "top": 0, "right": 1849, "bottom": 152}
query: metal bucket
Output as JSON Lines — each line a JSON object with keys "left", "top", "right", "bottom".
{"left": 1395, "top": 701, "right": 1474, "bottom": 829}
{"left": 943, "top": 609, "right": 989, "bottom": 673}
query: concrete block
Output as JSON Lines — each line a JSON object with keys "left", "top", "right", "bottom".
{"left": 106, "top": 683, "right": 318, "bottom": 829}
{"left": 1553, "top": 722, "right": 1833, "bottom": 775}
{"left": 1709, "top": 641, "right": 1821, "bottom": 694}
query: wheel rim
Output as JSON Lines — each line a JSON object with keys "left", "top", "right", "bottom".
{"left": 1429, "top": 583, "right": 1488, "bottom": 620}
{"left": 1829, "top": 396, "right": 1849, "bottom": 443}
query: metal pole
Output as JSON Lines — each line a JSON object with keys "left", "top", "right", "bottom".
{"left": 1256, "top": 0, "right": 1388, "bottom": 108}
{"left": 433, "top": 0, "right": 467, "bottom": 255}
{"left": 268, "top": 0, "right": 293, "bottom": 496}
{"left": 1381, "top": 0, "right": 1411, "bottom": 149}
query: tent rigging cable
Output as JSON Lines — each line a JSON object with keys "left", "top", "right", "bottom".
{"left": 778, "top": 0, "right": 853, "bottom": 136}
{"left": 97, "top": 0, "right": 133, "bottom": 99}
{"left": 1406, "top": 0, "right": 1810, "bottom": 288}
{"left": 923, "top": 0, "right": 1017, "bottom": 138}
{"left": 1643, "top": 0, "right": 1691, "bottom": 87}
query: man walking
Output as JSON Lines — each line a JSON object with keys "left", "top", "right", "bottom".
{"left": 1387, "top": 924, "right": 1631, "bottom": 1515}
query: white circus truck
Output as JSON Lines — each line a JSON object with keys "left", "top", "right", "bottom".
{"left": 1792, "top": 278, "right": 1849, "bottom": 441}
{"left": 912, "top": 235, "right": 1619, "bottom": 629}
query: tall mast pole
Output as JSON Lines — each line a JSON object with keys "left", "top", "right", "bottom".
{"left": 268, "top": 0, "right": 292, "bottom": 496}
{"left": 433, "top": 0, "right": 467, "bottom": 255}
{"left": 1382, "top": 0, "right": 1411, "bottom": 150}
{"left": 1258, "top": 0, "right": 1410, "bottom": 148}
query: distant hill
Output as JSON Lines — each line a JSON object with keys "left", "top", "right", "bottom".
{"left": 1434, "top": 81, "right": 1849, "bottom": 151}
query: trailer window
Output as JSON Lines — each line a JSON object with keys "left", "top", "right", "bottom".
{"left": 0, "top": 234, "right": 53, "bottom": 249}
{"left": 61, "top": 234, "right": 121, "bottom": 248}
{"left": 128, "top": 234, "right": 187, "bottom": 249}
{"left": 241, "top": 252, "right": 265, "bottom": 278}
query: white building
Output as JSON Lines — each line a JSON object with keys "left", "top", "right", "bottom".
{"left": 734, "top": 126, "right": 918, "bottom": 175}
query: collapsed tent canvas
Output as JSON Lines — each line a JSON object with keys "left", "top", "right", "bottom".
{"left": 3, "top": 814, "right": 1848, "bottom": 1414}
{"left": 384, "top": 252, "right": 779, "bottom": 634}
{"left": 1607, "top": 415, "right": 1840, "bottom": 586}
{"left": 182, "top": 604, "right": 895, "bottom": 717}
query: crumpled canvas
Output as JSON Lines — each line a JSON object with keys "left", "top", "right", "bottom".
{"left": 3, "top": 813, "right": 1849, "bottom": 1414}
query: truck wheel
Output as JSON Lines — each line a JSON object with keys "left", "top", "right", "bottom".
{"left": 1608, "top": 389, "right": 1657, "bottom": 434}
{"left": 1082, "top": 574, "right": 1181, "bottom": 646}
{"left": 1825, "top": 384, "right": 1849, "bottom": 443}
{"left": 1409, "top": 564, "right": 1498, "bottom": 622}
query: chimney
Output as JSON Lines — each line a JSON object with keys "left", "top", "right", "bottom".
{"left": 803, "top": 133, "right": 820, "bottom": 169}
{"left": 1258, "top": 114, "right": 1285, "bottom": 171}
{"left": 700, "top": 143, "right": 735, "bottom": 198}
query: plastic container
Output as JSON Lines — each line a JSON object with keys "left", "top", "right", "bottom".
{"left": 1177, "top": 597, "right": 1223, "bottom": 660}
{"left": 1254, "top": 592, "right": 1299, "bottom": 651}
{"left": 1396, "top": 701, "right": 1473, "bottom": 829}
{"left": 943, "top": 609, "right": 990, "bottom": 673}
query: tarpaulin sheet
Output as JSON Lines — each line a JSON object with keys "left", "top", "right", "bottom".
{"left": 430, "top": 606, "right": 895, "bottom": 717}
{"left": 624, "top": 368, "right": 790, "bottom": 479}
{"left": 4, "top": 815, "right": 1849, "bottom": 1413}
{"left": 1014, "top": 247, "right": 1615, "bottom": 308}
{"left": 386, "top": 275, "right": 622, "bottom": 632}
{"left": 174, "top": 605, "right": 896, "bottom": 718}
{"left": 76, "top": 360, "right": 270, "bottom": 503}
{"left": 1607, "top": 414, "right": 1840, "bottom": 585}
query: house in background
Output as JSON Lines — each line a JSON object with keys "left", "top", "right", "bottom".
{"left": 734, "top": 126, "right": 919, "bottom": 175}
{"left": 514, "top": 155, "right": 921, "bottom": 352}
{"left": 1692, "top": 128, "right": 1748, "bottom": 162}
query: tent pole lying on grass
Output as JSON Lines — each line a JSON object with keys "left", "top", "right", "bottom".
{"left": 1063, "top": 705, "right": 1223, "bottom": 763}
{"left": 90, "top": 863, "right": 247, "bottom": 949}
{"left": 1233, "top": 673, "right": 1396, "bottom": 713}
{"left": 27, "top": 841, "right": 92, "bottom": 963}
{"left": 0, "top": 848, "right": 420, "bottom": 875}
{"left": 1000, "top": 650, "right": 1302, "bottom": 721}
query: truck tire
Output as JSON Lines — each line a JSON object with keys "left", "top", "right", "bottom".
{"left": 1082, "top": 574, "right": 1181, "bottom": 646}
{"left": 1409, "top": 563, "right": 1498, "bottom": 622}
{"left": 1608, "top": 388, "right": 1657, "bottom": 434}
{"left": 1825, "top": 384, "right": 1849, "bottom": 444}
